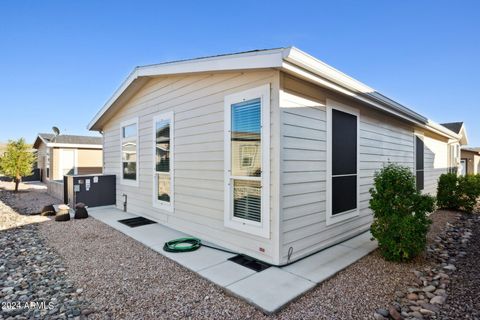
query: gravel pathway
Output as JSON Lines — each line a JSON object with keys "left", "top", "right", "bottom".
{"left": 0, "top": 205, "right": 91, "bottom": 319}
{"left": 439, "top": 214, "right": 480, "bottom": 319}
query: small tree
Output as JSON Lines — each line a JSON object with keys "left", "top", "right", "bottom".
{"left": 370, "top": 164, "right": 435, "bottom": 261}
{"left": 0, "top": 138, "right": 35, "bottom": 192}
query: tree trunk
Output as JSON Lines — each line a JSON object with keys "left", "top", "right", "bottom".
{"left": 14, "top": 175, "right": 21, "bottom": 192}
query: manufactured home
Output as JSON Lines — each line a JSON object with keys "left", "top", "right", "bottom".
{"left": 88, "top": 48, "right": 466, "bottom": 265}
{"left": 33, "top": 133, "right": 103, "bottom": 199}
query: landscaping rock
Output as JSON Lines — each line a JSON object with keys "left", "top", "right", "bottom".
{"left": 430, "top": 295, "right": 446, "bottom": 305}
{"left": 55, "top": 213, "right": 70, "bottom": 222}
{"left": 41, "top": 204, "right": 56, "bottom": 216}
{"left": 389, "top": 305, "right": 403, "bottom": 320}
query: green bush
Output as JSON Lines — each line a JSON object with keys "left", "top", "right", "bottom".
{"left": 370, "top": 164, "right": 434, "bottom": 262}
{"left": 436, "top": 173, "right": 459, "bottom": 209}
{"left": 457, "top": 174, "right": 480, "bottom": 212}
{"left": 437, "top": 173, "right": 480, "bottom": 212}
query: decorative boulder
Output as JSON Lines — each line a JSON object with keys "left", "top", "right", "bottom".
{"left": 55, "top": 204, "right": 70, "bottom": 222}
{"left": 55, "top": 213, "right": 70, "bottom": 221}
{"left": 74, "top": 203, "right": 88, "bottom": 219}
{"left": 40, "top": 204, "right": 56, "bottom": 216}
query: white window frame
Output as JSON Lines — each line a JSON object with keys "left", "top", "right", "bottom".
{"left": 120, "top": 117, "right": 139, "bottom": 186}
{"left": 414, "top": 131, "right": 425, "bottom": 191}
{"left": 224, "top": 84, "right": 270, "bottom": 238}
{"left": 152, "top": 112, "right": 174, "bottom": 212}
{"left": 326, "top": 99, "right": 360, "bottom": 226}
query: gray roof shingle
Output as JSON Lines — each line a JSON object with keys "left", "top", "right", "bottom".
{"left": 37, "top": 133, "right": 102, "bottom": 145}
{"left": 440, "top": 122, "right": 464, "bottom": 134}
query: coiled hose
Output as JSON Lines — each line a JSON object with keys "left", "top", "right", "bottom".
{"left": 163, "top": 237, "right": 202, "bottom": 252}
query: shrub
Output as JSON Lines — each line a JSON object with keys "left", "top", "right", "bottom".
{"left": 436, "top": 173, "right": 459, "bottom": 209}
{"left": 370, "top": 164, "right": 434, "bottom": 262}
{"left": 437, "top": 173, "right": 480, "bottom": 212}
{"left": 456, "top": 174, "right": 480, "bottom": 212}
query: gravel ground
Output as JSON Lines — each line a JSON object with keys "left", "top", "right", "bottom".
{"left": 1, "top": 184, "right": 467, "bottom": 320}
{"left": 38, "top": 211, "right": 458, "bottom": 320}
{"left": 0, "top": 180, "right": 61, "bottom": 215}
{"left": 439, "top": 214, "right": 480, "bottom": 319}
{"left": 0, "top": 192, "right": 91, "bottom": 319}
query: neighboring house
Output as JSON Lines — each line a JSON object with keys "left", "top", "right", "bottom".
{"left": 33, "top": 133, "right": 103, "bottom": 199}
{"left": 460, "top": 148, "right": 480, "bottom": 175}
{"left": 88, "top": 47, "right": 466, "bottom": 265}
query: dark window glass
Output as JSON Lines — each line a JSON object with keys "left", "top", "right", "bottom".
{"left": 155, "top": 119, "right": 170, "bottom": 172}
{"left": 331, "top": 109, "right": 357, "bottom": 215}
{"left": 123, "top": 162, "right": 136, "bottom": 180}
{"left": 332, "top": 175, "right": 357, "bottom": 215}
{"left": 416, "top": 137, "right": 424, "bottom": 191}
{"left": 332, "top": 109, "right": 357, "bottom": 175}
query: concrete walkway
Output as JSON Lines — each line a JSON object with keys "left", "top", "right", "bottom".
{"left": 88, "top": 206, "right": 378, "bottom": 314}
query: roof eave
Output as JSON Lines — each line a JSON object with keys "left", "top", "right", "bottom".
{"left": 88, "top": 49, "right": 286, "bottom": 131}
{"left": 282, "top": 47, "right": 428, "bottom": 125}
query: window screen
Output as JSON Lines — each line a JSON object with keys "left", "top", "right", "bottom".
{"left": 230, "top": 98, "right": 262, "bottom": 222}
{"left": 331, "top": 109, "right": 357, "bottom": 215}
{"left": 416, "top": 137, "right": 424, "bottom": 191}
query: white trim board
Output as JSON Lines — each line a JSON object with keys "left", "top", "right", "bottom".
{"left": 325, "top": 99, "right": 360, "bottom": 226}
{"left": 224, "top": 84, "right": 271, "bottom": 238}
{"left": 120, "top": 117, "right": 139, "bottom": 187}
{"left": 152, "top": 111, "right": 175, "bottom": 213}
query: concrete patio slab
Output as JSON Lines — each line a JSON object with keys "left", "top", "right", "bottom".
{"left": 283, "top": 244, "right": 355, "bottom": 283}
{"left": 198, "top": 261, "right": 256, "bottom": 287}
{"left": 150, "top": 243, "right": 235, "bottom": 272}
{"left": 227, "top": 267, "right": 315, "bottom": 314}
{"left": 87, "top": 206, "right": 377, "bottom": 314}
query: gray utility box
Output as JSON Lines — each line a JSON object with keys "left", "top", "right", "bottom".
{"left": 64, "top": 174, "right": 116, "bottom": 208}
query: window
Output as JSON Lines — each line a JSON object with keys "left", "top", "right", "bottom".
{"left": 326, "top": 100, "right": 359, "bottom": 225}
{"left": 45, "top": 148, "right": 50, "bottom": 179}
{"left": 121, "top": 118, "right": 138, "bottom": 185}
{"left": 224, "top": 84, "right": 270, "bottom": 238}
{"left": 153, "top": 112, "right": 174, "bottom": 211}
{"left": 415, "top": 136, "right": 424, "bottom": 191}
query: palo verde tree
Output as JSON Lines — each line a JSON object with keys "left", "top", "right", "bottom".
{"left": 0, "top": 138, "right": 36, "bottom": 192}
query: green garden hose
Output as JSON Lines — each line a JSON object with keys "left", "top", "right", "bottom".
{"left": 163, "top": 237, "right": 202, "bottom": 252}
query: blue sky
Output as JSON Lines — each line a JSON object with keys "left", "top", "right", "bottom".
{"left": 0, "top": 1, "right": 479, "bottom": 145}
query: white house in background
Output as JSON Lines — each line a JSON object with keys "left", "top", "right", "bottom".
{"left": 87, "top": 47, "right": 467, "bottom": 265}
{"left": 33, "top": 133, "right": 103, "bottom": 199}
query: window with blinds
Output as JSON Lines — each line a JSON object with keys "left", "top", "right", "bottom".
{"left": 153, "top": 112, "right": 174, "bottom": 210}
{"left": 231, "top": 98, "right": 262, "bottom": 222}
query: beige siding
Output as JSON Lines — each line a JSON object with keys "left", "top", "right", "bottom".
{"left": 422, "top": 133, "right": 449, "bottom": 195}
{"left": 77, "top": 149, "right": 103, "bottom": 175}
{"left": 279, "top": 74, "right": 415, "bottom": 263}
{"left": 52, "top": 148, "right": 61, "bottom": 180}
{"left": 102, "top": 70, "right": 281, "bottom": 264}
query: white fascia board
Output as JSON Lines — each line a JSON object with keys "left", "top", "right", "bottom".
{"left": 138, "top": 49, "right": 284, "bottom": 77}
{"left": 281, "top": 61, "right": 426, "bottom": 126}
{"left": 46, "top": 143, "right": 103, "bottom": 149}
{"left": 283, "top": 47, "right": 428, "bottom": 124}
{"left": 283, "top": 47, "right": 374, "bottom": 93}
{"left": 87, "top": 49, "right": 285, "bottom": 131}
{"left": 88, "top": 68, "right": 139, "bottom": 131}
